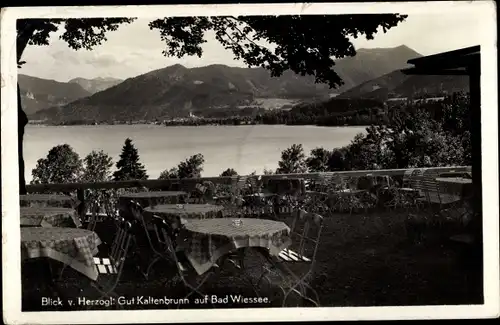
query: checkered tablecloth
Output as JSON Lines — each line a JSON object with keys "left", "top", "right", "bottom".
{"left": 20, "top": 194, "right": 79, "bottom": 209}
{"left": 182, "top": 218, "right": 291, "bottom": 275}
{"left": 20, "top": 207, "right": 82, "bottom": 228}
{"left": 21, "top": 227, "right": 101, "bottom": 280}
{"left": 144, "top": 204, "right": 224, "bottom": 225}
{"left": 119, "top": 191, "right": 188, "bottom": 220}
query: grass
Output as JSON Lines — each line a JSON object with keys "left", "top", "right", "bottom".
{"left": 21, "top": 207, "right": 482, "bottom": 311}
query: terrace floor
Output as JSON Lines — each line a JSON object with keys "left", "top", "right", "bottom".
{"left": 22, "top": 208, "right": 482, "bottom": 311}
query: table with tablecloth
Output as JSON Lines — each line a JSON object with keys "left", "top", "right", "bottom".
{"left": 182, "top": 218, "right": 291, "bottom": 275}
{"left": 20, "top": 194, "right": 80, "bottom": 209}
{"left": 435, "top": 177, "right": 474, "bottom": 221}
{"left": 435, "top": 177, "right": 473, "bottom": 198}
{"left": 119, "top": 191, "right": 188, "bottom": 220}
{"left": 21, "top": 227, "right": 101, "bottom": 280}
{"left": 20, "top": 207, "right": 82, "bottom": 228}
{"left": 144, "top": 204, "right": 224, "bottom": 225}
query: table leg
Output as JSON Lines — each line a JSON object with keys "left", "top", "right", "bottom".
{"left": 37, "top": 259, "right": 72, "bottom": 310}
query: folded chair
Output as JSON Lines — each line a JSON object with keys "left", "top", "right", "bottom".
{"left": 258, "top": 209, "right": 324, "bottom": 307}
{"left": 129, "top": 200, "right": 170, "bottom": 279}
{"left": 151, "top": 215, "right": 216, "bottom": 307}
{"left": 415, "top": 170, "right": 462, "bottom": 214}
{"left": 88, "top": 218, "right": 134, "bottom": 309}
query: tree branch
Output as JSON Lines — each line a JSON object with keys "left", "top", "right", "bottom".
{"left": 225, "top": 16, "right": 261, "bottom": 48}
{"left": 17, "top": 21, "right": 36, "bottom": 62}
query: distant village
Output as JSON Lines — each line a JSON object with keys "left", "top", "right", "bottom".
{"left": 27, "top": 96, "right": 447, "bottom": 126}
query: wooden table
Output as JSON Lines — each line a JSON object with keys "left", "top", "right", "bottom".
{"left": 119, "top": 191, "right": 188, "bottom": 220}
{"left": 182, "top": 218, "right": 291, "bottom": 275}
{"left": 144, "top": 204, "right": 224, "bottom": 225}
{"left": 20, "top": 194, "right": 79, "bottom": 209}
{"left": 21, "top": 227, "right": 101, "bottom": 280}
{"left": 20, "top": 207, "right": 81, "bottom": 228}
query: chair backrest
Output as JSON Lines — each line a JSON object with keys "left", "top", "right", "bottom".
{"left": 129, "top": 200, "right": 145, "bottom": 222}
{"left": 151, "top": 214, "right": 175, "bottom": 251}
{"left": 151, "top": 215, "right": 187, "bottom": 273}
{"left": 109, "top": 218, "right": 134, "bottom": 274}
{"left": 288, "top": 209, "right": 324, "bottom": 264}
{"left": 408, "top": 169, "right": 426, "bottom": 191}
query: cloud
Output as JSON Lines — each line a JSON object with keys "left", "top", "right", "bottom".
{"left": 19, "top": 12, "right": 483, "bottom": 82}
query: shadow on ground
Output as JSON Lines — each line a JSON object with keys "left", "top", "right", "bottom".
{"left": 22, "top": 209, "right": 483, "bottom": 311}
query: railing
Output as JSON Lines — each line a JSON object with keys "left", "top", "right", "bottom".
{"left": 25, "top": 166, "right": 472, "bottom": 221}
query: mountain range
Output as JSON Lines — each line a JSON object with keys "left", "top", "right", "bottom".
{"left": 18, "top": 74, "right": 91, "bottom": 115}
{"left": 68, "top": 77, "right": 123, "bottom": 94}
{"left": 337, "top": 69, "right": 469, "bottom": 101}
{"left": 22, "top": 45, "right": 469, "bottom": 123}
{"left": 18, "top": 75, "right": 123, "bottom": 116}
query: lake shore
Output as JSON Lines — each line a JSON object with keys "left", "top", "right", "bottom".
{"left": 24, "top": 124, "right": 367, "bottom": 182}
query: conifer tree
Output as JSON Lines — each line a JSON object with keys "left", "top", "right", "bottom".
{"left": 113, "top": 138, "right": 148, "bottom": 181}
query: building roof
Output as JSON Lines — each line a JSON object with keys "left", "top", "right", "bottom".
{"left": 402, "top": 45, "right": 480, "bottom": 76}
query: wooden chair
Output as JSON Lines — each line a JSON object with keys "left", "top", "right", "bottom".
{"left": 89, "top": 218, "right": 134, "bottom": 309}
{"left": 129, "top": 200, "right": 170, "bottom": 279}
{"left": 258, "top": 209, "right": 324, "bottom": 307}
{"left": 151, "top": 215, "right": 217, "bottom": 306}
{"left": 414, "top": 169, "right": 462, "bottom": 212}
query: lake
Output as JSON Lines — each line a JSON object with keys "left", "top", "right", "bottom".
{"left": 24, "top": 124, "right": 367, "bottom": 182}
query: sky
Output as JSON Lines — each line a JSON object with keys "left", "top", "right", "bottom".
{"left": 20, "top": 12, "right": 483, "bottom": 82}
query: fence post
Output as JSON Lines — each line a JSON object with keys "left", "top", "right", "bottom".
{"left": 77, "top": 189, "right": 86, "bottom": 223}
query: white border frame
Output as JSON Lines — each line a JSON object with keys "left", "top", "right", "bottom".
{"left": 2, "top": 2, "right": 498, "bottom": 323}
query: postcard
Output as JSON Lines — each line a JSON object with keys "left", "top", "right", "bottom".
{"left": 1, "top": 1, "right": 498, "bottom": 323}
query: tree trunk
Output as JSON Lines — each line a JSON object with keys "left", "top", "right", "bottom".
{"left": 17, "top": 24, "right": 34, "bottom": 194}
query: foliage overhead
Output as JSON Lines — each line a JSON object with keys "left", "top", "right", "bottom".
{"left": 17, "top": 18, "right": 136, "bottom": 61}
{"left": 149, "top": 15, "right": 407, "bottom": 88}
{"left": 18, "top": 14, "right": 406, "bottom": 88}
{"left": 113, "top": 138, "right": 148, "bottom": 181}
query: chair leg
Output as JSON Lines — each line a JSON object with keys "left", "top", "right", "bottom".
{"left": 143, "top": 254, "right": 164, "bottom": 280}
{"left": 57, "top": 264, "right": 68, "bottom": 281}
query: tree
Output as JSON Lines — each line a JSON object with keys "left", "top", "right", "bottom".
{"left": 81, "top": 150, "right": 114, "bottom": 216}
{"left": 325, "top": 94, "right": 472, "bottom": 171}
{"left": 328, "top": 148, "right": 350, "bottom": 171}
{"left": 276, "top": 144, "right": 307, "bottom": 174}
{"left": 113, "top": 138, "right": 148, "bottom": 181}
{"left": 220, "top": 168, "right": 238, "bottom": 177}
{"left": 16, "top": 15, "right": 407, "bottom": 189}
{"left": 263, "top": 167, "right": 275, "bottom": 175}
{"left": 177, "top": 153, "right": 205, "bottom": 179}
{"left": 306, "top": 147, "right": 332, "bottom": 172}
{"left": 31, "top": 144, "right": 83, "bottom": 184}
{"left": 159, "top": 167, "right": 180, "bottom": 179}
{"left": 81, "top": 150, "right": 113, "bottom": 183}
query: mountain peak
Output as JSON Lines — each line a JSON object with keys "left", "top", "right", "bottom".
{"left": 356, "top": 45, "right": 420, "bottom": 55}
